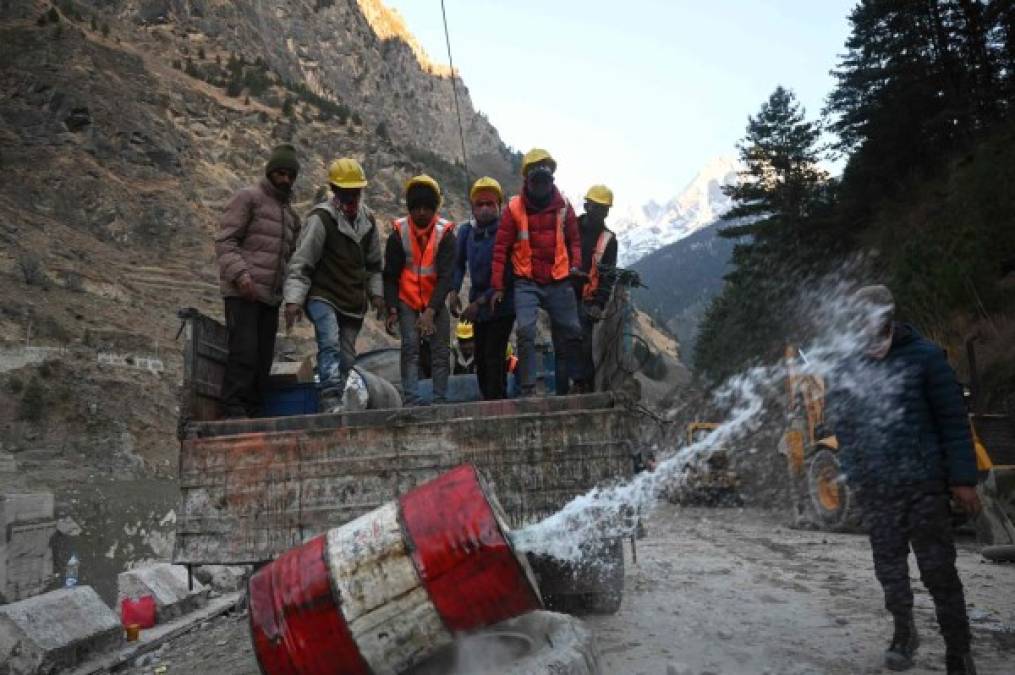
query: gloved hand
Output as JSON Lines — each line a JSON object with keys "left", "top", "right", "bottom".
{"left": 236, "top": 272, "right": 259, "bottom": 302}
{"left": 416, "top": 307, "right": 436, "bottom": 337}
{"left": 284, "top": 303, "right": 303, "bottom": 330}
{"left": 385, "top": 310, "right": 398, "bottom": 336}
{"left": 371, "top": 295, "right": 386, "bottom": 320}
{"left": 584, "top": 303, "right": 604, "bottom": 321}
{"left": 951, "top": 485, "right": 982, "bottom": 515}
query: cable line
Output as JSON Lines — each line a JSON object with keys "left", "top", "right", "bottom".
{"left": 440, "top": 0, "right": 471, "bottom": 201}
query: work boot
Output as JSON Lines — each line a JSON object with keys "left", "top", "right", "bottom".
{"left": 884, "top": 615, "right": 919, "bottom": 671}
{"left": 945, "top": 651, "right": 977, "bottom": 675}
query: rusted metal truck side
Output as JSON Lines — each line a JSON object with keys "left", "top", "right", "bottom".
{"left": 173, "top": 306, "right": 664, "bottom": 611}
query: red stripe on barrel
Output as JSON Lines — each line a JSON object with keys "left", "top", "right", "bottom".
{"left": 247, "top": 535, "right": 369, "bottom": 675}
{"left": 400, "top": 464, "right": 543, "bottom": 632}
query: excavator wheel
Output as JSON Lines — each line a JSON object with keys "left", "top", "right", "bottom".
{"left": 807, "top": 448, "right": 855, "bottom": 529}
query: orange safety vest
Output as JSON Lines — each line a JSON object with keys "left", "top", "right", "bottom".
{"left": 507, "top": 195, "right": 571, "bottom": 282}
{"left": 582, "top": 230, "right": 615, "bottom": 301}
{"left": 393, "top": 215, "right": 455, "bottom": 311}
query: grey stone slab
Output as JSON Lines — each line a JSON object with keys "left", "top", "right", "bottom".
{"left": 117, "top": 563, "right": 208, "bottom": 623}
{"left": 0, "top": 493, "right": 54, "bottom": 527}
{"left": 0, "top": 585, "right": 122, "bottom": 674}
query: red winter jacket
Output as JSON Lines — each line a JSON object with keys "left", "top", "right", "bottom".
{"left": 491, "top": 187, "right": 580, "bottom": 289}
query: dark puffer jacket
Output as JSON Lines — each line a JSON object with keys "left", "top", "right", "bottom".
{"left": 215, "top": 178, "right": 300, "bottom": 305}
{"left": 826, "top": 323, "right": 978, "bottom": 488}
{"left": 491, "top": 186, "right": 580, "bottom": 288}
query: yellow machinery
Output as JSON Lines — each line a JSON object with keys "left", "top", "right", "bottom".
{"left": 669, "top": 422, "right": 743, "bottom": 507}
{"left": 780, "top": 346, "right": 853, "bottom": 528}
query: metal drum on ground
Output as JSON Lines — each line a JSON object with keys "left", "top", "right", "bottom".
{"left": 247, "top": 464, "right": 543, "bottom": 675}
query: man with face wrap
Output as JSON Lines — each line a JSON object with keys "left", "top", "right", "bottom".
{"left": 282, "top": 158, "right": 384, "bottom": 413}
{"left": 490, "top": 149, "right": 584, "bottom": 396}
{"left": 215, "top": 144, "right": 302, "bottom": 418}
{"left": 827, "top": 285, "right": 981, "bottom": 675}
{"left": 450, "top": 177, "right": 515, "bottom": 399}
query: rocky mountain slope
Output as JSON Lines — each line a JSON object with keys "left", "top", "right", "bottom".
{"left": 613, "top": 156, "right": 740, "bottom": 266}
{"left": 0, "top": 0, "right": 519, "bottom": 600}
{"left": 631, "top": 222, "right": 736, "bottom": 363}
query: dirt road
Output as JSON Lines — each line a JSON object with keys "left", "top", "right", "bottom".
{"left": 118, "top": 505, "right": 1015, "bottom": 674}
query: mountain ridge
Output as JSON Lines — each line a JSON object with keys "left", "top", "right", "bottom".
{"left": 614, "top": 156, "right": 740, "bottom": 266}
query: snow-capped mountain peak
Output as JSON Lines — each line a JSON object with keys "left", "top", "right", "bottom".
{"left": 613, "top": 156, "right": 741, "bottom": 266}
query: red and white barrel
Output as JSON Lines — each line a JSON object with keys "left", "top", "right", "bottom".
{"left": 248, "top": 464, "right": 543, "bottom": 674}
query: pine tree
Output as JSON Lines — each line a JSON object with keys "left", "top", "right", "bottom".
{"left": 825, "top": 0, "right": 1004, "bottom": 210}
{"left": 695, "top": 87, "right": 828, "bottom": 381}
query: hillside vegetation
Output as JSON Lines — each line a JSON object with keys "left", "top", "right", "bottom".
{"left": 694, "top": 0, "right": 1015, "bottom": 412}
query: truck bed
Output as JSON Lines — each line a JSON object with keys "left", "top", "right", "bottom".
{"left": 174, "top": 392, "right": 643, "bottom": 565}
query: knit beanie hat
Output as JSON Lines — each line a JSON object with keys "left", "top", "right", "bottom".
{"left": 406, "top": 183, "right": 440, "bottom": 211}
{"left": 265, "top": 144, "right": 300, "bottom": 178}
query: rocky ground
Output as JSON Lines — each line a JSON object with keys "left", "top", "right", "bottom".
{"left": 114, "top": 505, "right": 1015, "bottom": 675}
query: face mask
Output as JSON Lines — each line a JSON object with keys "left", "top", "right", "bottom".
{"left": 472, "top": 200, "right": 499, "bottom": 224}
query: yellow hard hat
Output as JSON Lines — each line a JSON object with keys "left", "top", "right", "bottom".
{"left": 404, "top": 174, "right": 442, "bottom": 205}
{"left": 456, "top": 321, "right": 474, "bottom": 340}
{"left": 521, "top": 148, "right": 557, "bottom": 176}
{"left": 328, "top": 158, "right": 368, "bottom": 189}
{"left": 469, "top": 176, "right": 504, "bottom": 204}
{"left": 585, "top": 184, "right": 614, "bottom": 207}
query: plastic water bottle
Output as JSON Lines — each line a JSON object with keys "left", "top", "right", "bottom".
{"left": 64, "top": 553, "right": 79, "bottom": 588}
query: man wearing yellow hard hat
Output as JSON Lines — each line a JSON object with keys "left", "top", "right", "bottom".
{"left": 572, "top": 184, "right": 619, "bottom": 389}
{"left": 383, "top": 175, "right": 457, "bottom": 405}
{"left": 450, "top": 176, "right": 515, "bottom": 399}
{"left": 451, "top": 321, "right": 477, "bottom": 375}
{"left": 490, "top": 148, "right": 585, "bottom": 397}
{"left": 282, "top": 157, "right": 384, "bottom": 414}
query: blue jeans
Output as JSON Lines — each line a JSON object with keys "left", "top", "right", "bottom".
{"left": 306, "top": 299, "right": 362, "bottom": 402}
{"left": 514, "top": 279, "right": 582, "bottom": 396}
{"left": 398, "top": 301, "right": 450, "bottom": 405}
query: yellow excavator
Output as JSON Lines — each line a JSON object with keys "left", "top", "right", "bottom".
{"left": 780, "top": 345, "right": 1015, "bottom": 560}
{"left": 667, "top": 422, "right": 743, "bottom": 507}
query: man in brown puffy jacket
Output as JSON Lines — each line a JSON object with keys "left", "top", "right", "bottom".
{"left": 214, "top": 144, "right": 301, "bottom": 418}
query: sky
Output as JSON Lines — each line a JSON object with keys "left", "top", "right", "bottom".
{"left": 384, "top": 0, "right": 856, "bottom": 214}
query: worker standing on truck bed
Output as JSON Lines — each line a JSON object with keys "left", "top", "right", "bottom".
{"left": 384, "top": 175, "right": 457, "bottom": 405}
{"left": 491, "top": 148, "right": 584, "bottom": 397}
{"left": 214, "top": 144, "right": 301, "bottom": 419}
{"left": 568, "top": 184, "right": 618, "bottom": 392}
{"left": 282, "top": 158, "right": 384, "bottom": 414}
{"left": 450, "top": 176, "right": 515, "bottom": 399}
{"left": 451, "top": 321, "right": 477, "bottom": 375}
{"left": 826, "top": 285, "right": 981, "bottom": 675}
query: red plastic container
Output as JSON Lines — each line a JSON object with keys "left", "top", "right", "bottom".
{"left": 248, "top": 464, "right": 542, "bottom": 675}
{"left": 120, "top": 595, "right": 156, "bottom": 630}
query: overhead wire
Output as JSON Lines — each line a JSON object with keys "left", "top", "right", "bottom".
{"left": 440, "top": 0, "right": 472, "bottom": 203}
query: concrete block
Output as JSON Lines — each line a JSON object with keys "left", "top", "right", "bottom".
{"left": 193, "top": 564, "right": 251, "bottom": 592}
{"left": 117, "top": 563, "right": 208, "bottom": 623}
{"left": 3, "top": 520, "right": 56, "bottom": 601}
{"left": 1, "top": 492, "right": 56, "bottom": 603}
{"left": 0, "top": 585, "right": 122, "bottom": 674}
{"left": 0, "top": 493, "right": 55, "bottom": 527}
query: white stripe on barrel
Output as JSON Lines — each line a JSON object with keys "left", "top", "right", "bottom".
{"left": 325, "top": 501, "right": 452, "bottom": 675}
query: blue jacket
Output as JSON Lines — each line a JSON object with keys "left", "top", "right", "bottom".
{"left": 827, "top": 323, "right": 977, "bottom": 488}
{"left": 452, "top": 218, "right": 515, "bottom": 321}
